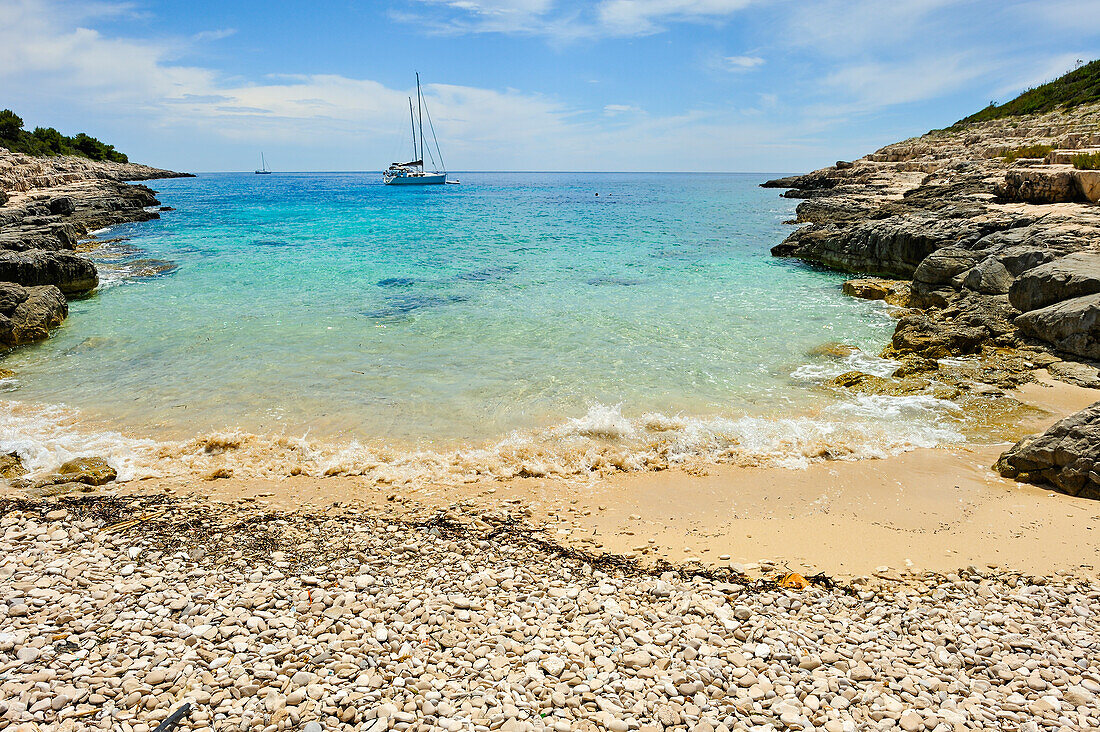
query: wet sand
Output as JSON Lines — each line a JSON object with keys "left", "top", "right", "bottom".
{"left": 117, "top": 373, "right": 1100, "bottom": 578}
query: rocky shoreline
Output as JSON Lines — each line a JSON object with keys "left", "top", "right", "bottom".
{"left": 764, "top": 104, "right": 1100, "bottom": 499}
{"left": 0, "top": 147, "right": 189, "bottom": 348}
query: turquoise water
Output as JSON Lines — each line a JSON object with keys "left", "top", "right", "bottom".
{"left": 0, "top": 173, "right": 965, "bottom": 480}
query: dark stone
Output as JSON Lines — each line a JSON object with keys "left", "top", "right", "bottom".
{"left": 995, "top": 401, "right": 1100, "bottom": 499}
{"left": 47, "top": 196, "right": 75, "bottom": 215}
{"left": 0, "top": 282, "right": 29, "bottom": 314}
{"left": 0, "top": 250, "right": 97, "bottom": 295}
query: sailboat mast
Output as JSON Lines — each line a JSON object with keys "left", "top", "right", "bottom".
{"left": 408, "top": 98, "right": 418, "bottom": 162}
{"left": 260, "top": 152, "right": 266, "bottom": 171}
{"left": 416, "top": 72, "right": 425, "bottom": 169}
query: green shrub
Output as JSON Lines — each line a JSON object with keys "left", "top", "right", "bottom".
{"left": 1003, "top": 144, "right": 1054, "bottom": 163}
{"left": 957, "top": 59, "right": 1100, "bottom": 125}
{"left": 0, "top": 109, "right": 128, "bottom": 163}
{"left": 1072, "top": 152, "right": 1100, "bottom": 170}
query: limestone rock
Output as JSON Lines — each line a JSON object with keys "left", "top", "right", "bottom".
{"left": 1015, "top": 293, "right": 1100, "bottom": 360}
{"left": 826, "top": 370, "right": 932, "bottom": 397}
{"left": 0, "top": 452, "right": 27, "bottom": 482}
{"left": 996, "top": 167, "right": 1083, "bottom": 203}
{"left": 1009, "top": 252, "right": 1100, "bottom": 312}
{"left": 914, "top": 247, "right": 983, "bottom": 289}
{"left": 995, "top": 401, "right": 1100, "bottom": 499}
{"left": 963, "top": 256, "right": 1013, "bottom": 295}
{"left": 1047, "top": 360, "right": 1100, "bottom": 389}
{"left": 842, "top": 278, "right": 911, "bottom": 306}
{"left": 0, "top": 282, "right": 28, "bottom": 313}
{"left": 0, "top": 285, "right": 67, "bottom": 346}
{"left": 52, "top": 456, "right": 117, "bottom": 486}
{"left": 886, "top": 313, "right": 987, "bottom": 359}
{"left": 892, "top": 355, "right": 939, "bottom": 377}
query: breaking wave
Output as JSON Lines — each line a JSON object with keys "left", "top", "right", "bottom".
{"left": 0, "top": 394, "right": 966, "bottom": 487}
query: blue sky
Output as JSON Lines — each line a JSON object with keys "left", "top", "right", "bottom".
{"left": 2, "top": 0, "right": 1098, "bottom": 172}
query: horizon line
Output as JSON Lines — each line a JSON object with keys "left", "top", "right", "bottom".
{"left": 177, "top": 170, "right": 790, "bottom": 176}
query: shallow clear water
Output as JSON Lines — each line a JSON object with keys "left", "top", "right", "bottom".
{"left": 0, "top": 172, "right": 968, "bottom": 480}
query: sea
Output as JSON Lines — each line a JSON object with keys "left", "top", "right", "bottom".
{"left": 0, "top": 172, "right": 989, "bottom": 483}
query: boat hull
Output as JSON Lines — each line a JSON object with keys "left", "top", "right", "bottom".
{"left": 384, "top": 173, "right": 446, "bottom": 186}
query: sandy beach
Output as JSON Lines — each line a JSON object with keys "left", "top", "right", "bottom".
{"left": 85, "top": 373, "right": 1098, "bottom": 580}
{"left": 5, "top": 49, "right": 1100, "bottom": 731}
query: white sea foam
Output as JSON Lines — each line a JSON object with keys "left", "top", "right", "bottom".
{"left": 0, "top": 401, "right": 161, "bottom": 481}
{"left": 0, "top": 393, "right": 967, "bottom": 486}
{"left": 790, "top": 350, "right": 900, "bottom": 381}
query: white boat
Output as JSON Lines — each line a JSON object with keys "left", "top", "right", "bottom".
{"left": 384, "top": 74, "right": 448, "bottom": 186}
{"left": 255, "top": 152, "right": 272, "bottom": 175}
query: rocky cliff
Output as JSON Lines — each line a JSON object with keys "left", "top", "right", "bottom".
{"left": 764, "top": 104, "right": 1100, "bottom": 497}
{"left": 0, "top": 148, "right": 190, "bottom": 347}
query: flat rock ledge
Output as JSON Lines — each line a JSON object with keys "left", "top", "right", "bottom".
{"left": 1, "top": 495, "right": 1099, "bottom": 732}
{"left": 765, "top": 104, "right": 1100, "bottom": 495}
{"left": 996, "top": 401, "right": 1100, "bottom": 499}
{"left": 0, "top": 147, "right": 189, "bottom": 348}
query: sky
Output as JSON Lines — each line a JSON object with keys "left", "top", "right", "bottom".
{"left": 1, "top": 0, "right": 1099, "bottom": 172}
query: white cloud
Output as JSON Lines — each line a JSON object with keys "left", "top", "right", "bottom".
{"left": 723, "top": 55, "right": 765, "bottom": 70}
{"left": 0, "top": 0, "right": 824, "bottom": 171}
{"left": 405, "top": 0, "right": 557, "bottom": 33}
{"left": 596, "top": 0, "right": 756, "bottom": 35}
{"left": 784, "top": 0, "right": 963, "bottom": 57}
{"left": 817, "top": 54, "right": 993, "bottom": 114}
{"left": 193, "top": 28, "right": 237, "bottom": 42}
{"left": 395, "top": 0, "right": 760, "bottom": 39}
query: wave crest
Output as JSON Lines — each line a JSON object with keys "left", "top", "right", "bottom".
{"left": 0, "top": 397, "right": 965, "bottom": 487}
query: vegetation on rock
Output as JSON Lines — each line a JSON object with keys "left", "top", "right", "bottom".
{"left": 956, "top": 59, "right": 1100, "bottom": 125}
{"left": 0, "top": 109, "right": 128, "bottom": 163}
{"left": 1001, "top": 144, "right": 1053, "bottom": 163}
{"left": 1071, "top": 151, "right": 1100, "bottom": 170}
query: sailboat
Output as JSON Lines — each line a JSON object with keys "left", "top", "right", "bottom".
{"left": 384, "top": 73, "right": 447, "bottom": 186}
{"left": 255, "top": 153, "right": 272, "bottom": 175}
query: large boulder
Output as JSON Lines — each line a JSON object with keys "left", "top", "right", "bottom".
{"left": 996, "top": 167, "right": 1084, "bottom": 203}
{"left": 995, "top": 401, "right": 1100, "bottom": 499}
{"left": 1015, "top": 293, "right": 1100, "bottom": 360}
{"left": 1009, "top": 252, "right": 1100, "bottom": 312}
{"left": 885, "top": 312, "right": 988, "bottom": 359}
{"left": 0, "top": 285, "right": 67, "bottom": 346}
{"left": 963, "top": 256, "right": 1013, "bottom": 295}
{"left": 0, "top": 250, "right": 97, "bottom": 295}
{"left": 913, "top": 246, "right": 983, "bottom": 289}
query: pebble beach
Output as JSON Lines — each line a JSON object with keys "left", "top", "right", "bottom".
{"left": 3, "top": 496, "right": 1099, "bottom": 732}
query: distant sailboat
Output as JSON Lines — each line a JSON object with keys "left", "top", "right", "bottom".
{"left": 255, "top": 153, "right": 272, "bottom": 175}
{"left": 384, "top": 73, "right": 448, "bottom": 186}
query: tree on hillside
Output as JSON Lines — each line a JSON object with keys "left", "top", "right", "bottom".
{"left": 0, "top": 109, "right": 128, "bottom": 162}
{"left": 0, "top": 110, "right": 24, "bottom": 140}
{"left": 32, "top": 127, "right": 65, "bottom": 154}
